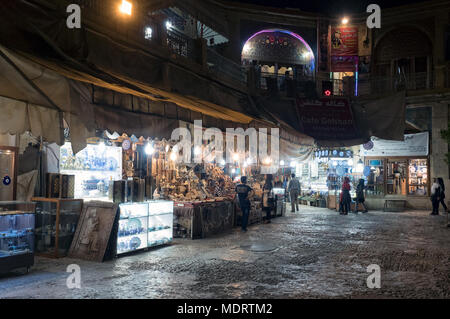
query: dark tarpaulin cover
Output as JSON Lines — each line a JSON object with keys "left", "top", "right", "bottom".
{"left": 93, "top": 104, "right": 179, "bottom": 140}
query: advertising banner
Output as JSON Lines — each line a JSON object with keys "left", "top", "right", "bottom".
{"left": 296, "top": 97, "right": 359, "bottom": 141}
{"left": 360, "top": 132, "right": 429, "bottom": 157}
{"left": 331, "top": 26, "right": 358, "bottom": 56}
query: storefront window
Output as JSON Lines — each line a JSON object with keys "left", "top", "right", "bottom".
{"left": 408, "top": 159, "right": 428, "bottom": 196}
{"left": 365, "top": 159, "right": 384, "bottom": 196}
{"left": 386, "top": 160, "right": 408, "bottom": 195}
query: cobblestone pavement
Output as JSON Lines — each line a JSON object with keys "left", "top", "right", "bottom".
{"left": 1, "top": 206, "right": 449, "bottom": 299}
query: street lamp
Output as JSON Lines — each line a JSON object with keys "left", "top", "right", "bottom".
{"left": 342, "top": 17, "right": 349, "bottom": 25}
{"left": 119, "top": 0, "right": 132, "bottom": 15}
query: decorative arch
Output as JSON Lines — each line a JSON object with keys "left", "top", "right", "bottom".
{"left": 374, "top": 26, "right": 433, "bottom": 62}
{"left": 241, "top": 29, "right": 315, "bottom": 68}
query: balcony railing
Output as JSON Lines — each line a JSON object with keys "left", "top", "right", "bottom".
{"left": 358, "top": 72, "right": 434, "bottom": 96}
{"left": 167, "top": 29, "right": 200, "bottom": 62}
{"left": 207, "top": 48, "right": 247, "bottom": 84}
{"left": 259, "top": 73, "right": 315, "bottom": 97}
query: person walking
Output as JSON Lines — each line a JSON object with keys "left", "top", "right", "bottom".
{"left": 288, "top": 173, "right": 301, "bottom": 212}
{"left": 262, "top": 174, "right": 274, "bottom": 223}
{"left": 340, "top": 177, "right": 351, "bottom": 215}
{"left": 354, "top": 179, "right": 368, "bottom": 213}
{"left": 437, "top": 177, "right": 448, "bottom": 213}
{"left": 430, "top": 178, "right": 441, "bottom": 215}
{"left": 235, "top": 176, "right": 254, "bottom": 231}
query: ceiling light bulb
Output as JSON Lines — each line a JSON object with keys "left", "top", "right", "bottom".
{"left": 119, "top": 0, "right": 132, "bottom": 15}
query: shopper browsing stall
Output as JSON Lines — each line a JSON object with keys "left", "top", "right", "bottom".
{"left": 235, "top": 176, "right": 254, "bottom": 232}
{"left": 340, "top": 177, "right": 351, "bottom": 215}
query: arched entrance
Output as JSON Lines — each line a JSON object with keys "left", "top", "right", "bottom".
{"left": 241, "top": 29, "right": 315, "bottom": 91}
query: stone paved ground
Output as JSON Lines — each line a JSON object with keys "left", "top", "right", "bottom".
{"left": 0, "top": 206, "right": 449, "bottom": 299}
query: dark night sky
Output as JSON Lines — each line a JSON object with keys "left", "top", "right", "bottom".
{"left": 223, "top": 0, "right": 431, "bottom": 15}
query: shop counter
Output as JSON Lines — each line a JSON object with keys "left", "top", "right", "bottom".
{"left": 173, "top": 200, "right": 234, "bottom": 239}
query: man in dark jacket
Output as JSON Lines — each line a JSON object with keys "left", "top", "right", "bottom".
{"left": 235, "top": 176, "right": 254, "bottom": 232}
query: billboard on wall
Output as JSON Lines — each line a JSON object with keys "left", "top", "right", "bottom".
{"left": 360, "top": 132, "right": 429, "bottom": 157}
{"left": 296, "top": 97, "right": 359, "bottom": 141}
{"left": 331, "top": 26, "right": 358, "bottom": 56}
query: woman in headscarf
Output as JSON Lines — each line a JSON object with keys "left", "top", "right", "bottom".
{"left": 354, "top": 179, "right": 368, "bottom": 213}
{"left": 340, "top": 177, "right": 351, "bottom": 215}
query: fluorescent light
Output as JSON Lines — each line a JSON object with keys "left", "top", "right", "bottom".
{"left": 144, "top": 27, "right": 153, "bottom": 40}
{"left": 166, "top": 21, "right": 173, "bottom": 30}
{"left": 194, "top": 146, "right": 202, "bottom": 156}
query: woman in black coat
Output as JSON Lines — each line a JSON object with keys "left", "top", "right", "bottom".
{"left": 354, "top": 179, "right": 368, "bottom": 213}
{"left": 437, "top": 178, "right": 448, "bottom": 212}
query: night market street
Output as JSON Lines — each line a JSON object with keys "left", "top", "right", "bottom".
{"left": 1, "top": 205, "right": 449, "bottom": 299}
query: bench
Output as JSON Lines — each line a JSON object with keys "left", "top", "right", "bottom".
{"left": 383, "top": 199, "right": 407, "bottom": 212}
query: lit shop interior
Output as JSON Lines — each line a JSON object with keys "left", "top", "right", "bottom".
{"left": 0, "top": 130, "right": 294, "bottom": 272}
{"left": 293, "top": 147, "right": 364, "bottom": 209}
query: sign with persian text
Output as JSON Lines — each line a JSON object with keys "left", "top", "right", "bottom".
{"left": 296, "top": 97, "right": 359, "bottom": 141}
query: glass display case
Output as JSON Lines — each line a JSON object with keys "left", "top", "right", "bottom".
{"left": 0, "top": 201, "right": 35, "bottom": 273}
{"left": 117, "top": 201, "right": 173, "bottom": 255}
{"left": 0, "top": 146, "right": 18, "bottom": 201}
{"left": 32, "top": 197, "right": 83, "bottom": 258}
{"left": 60, "top": 142, "right": 122, "bottom": 201}
{"left": 408, "top": 159, "right": 428, "bottom": 196}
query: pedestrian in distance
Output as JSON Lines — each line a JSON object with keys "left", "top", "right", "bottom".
{"left": 288, "top": 173, "right": 301, "bottom": 213}
{"left": 437, "top": 177, "right": 448, "bottom": 213}
{"left": 354, "top": 179, "right": 368, "bottom": 214}
{"left": 262, "top": 174, "right": 275, "bottom": 224}
{"left": 340, "top": 177, "right": 351, "bottom": 215}
{"left": 235, "top": 176, "right": 254, "bottom": 232}
{"left": 430, "top": 178, "right": 441, "bottom": 216}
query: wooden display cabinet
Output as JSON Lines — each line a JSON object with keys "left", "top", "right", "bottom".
{"left": 31, "top": 197, "right": 83, "bottom": 258}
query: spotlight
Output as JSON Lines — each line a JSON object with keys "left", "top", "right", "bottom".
{"left": 119, "top": 0, "right": 132, "bottom": 15}
{"left": 145, "top": 143, "right": 154, "bottom": 155}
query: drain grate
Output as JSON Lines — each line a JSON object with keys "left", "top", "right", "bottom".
{"left": 239, "top": 243, "right": 278, "bottom": 252}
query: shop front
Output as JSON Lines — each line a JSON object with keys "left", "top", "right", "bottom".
{"left": 296, "top": 147, "right": 363, "bottom": 210}
{"left": 360, "top": 132, "right": 431, "bottom": 210}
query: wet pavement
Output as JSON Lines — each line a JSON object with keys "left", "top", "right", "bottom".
{"left": 0, "top": 206, "right": 449, "bottom": 299}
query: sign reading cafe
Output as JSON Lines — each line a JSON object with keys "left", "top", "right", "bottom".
{"left": 360, "top": 132, "right": 429, "bottom": 157}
